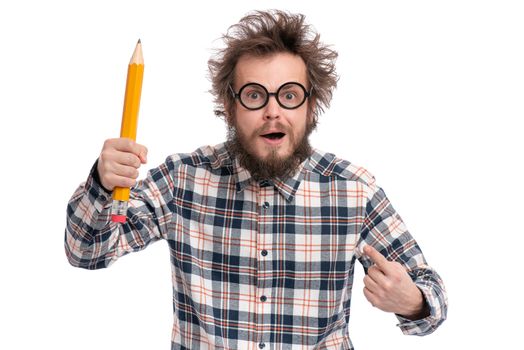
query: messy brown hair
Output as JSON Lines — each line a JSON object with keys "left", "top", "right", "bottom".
{"left": 208, "top": 10, "right": 338, "bottom": 127}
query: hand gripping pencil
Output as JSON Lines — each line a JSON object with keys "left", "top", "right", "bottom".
{"left": 111, "top": 39, "right": 144, "bottom": 223}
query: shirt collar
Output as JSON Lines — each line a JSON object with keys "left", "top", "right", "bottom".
{"left": 232, "top": 152, "right": 309, "bottom": 203}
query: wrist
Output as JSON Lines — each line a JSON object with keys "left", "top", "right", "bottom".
{"left": 400, "top": 288, "right": 429, "bottom": 320}
{"left": 92, "top": 159, "right": 113, "bottom": 193}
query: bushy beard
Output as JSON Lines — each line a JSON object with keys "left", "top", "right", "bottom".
{"left": 226, "top": 120, "right": 314, "bottom": 182}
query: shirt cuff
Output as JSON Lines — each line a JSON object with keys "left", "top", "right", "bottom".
{"left": 85, "top": 159, "right": 113, "bottom": 215}
{"left": 395, "top": 286, "right": 442, "bottom": 336}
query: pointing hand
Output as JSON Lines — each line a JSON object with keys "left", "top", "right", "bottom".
{"left": 362, "top": 245, "right": 428, "bottom": 320}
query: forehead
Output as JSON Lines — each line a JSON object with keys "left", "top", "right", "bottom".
{"left": 234, "top": 52, "right": 308, "bottom": 89}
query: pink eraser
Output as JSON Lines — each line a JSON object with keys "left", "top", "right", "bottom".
{"left": 111, "top": 215, "right": 127, "bottom": 223}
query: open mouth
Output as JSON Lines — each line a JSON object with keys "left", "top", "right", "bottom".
{"left": 261, "top": 132, "right": 286, "bottom": 140}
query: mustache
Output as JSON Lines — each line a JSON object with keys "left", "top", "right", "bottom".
{"left": 255, "top": 122, "right": 290, "bottom": 135}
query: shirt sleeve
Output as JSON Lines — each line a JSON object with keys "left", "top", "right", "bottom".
{"left": 356, "top": 176, "right": 448, "bottom": 336}
{"left": 64, "top": 158, "right": 176, "bottom": 270}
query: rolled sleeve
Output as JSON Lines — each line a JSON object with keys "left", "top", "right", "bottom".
{"left": 396, "top": 267, "right": 448, "bottom": 335}
{"left": 358, "top": 178, "right": 448, "bottom": 336}
{"left": 65, "top": 157, "right": 175, "bottom": 270}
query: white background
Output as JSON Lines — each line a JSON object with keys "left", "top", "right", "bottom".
{"left": 1, "top": 0, "right": 522, "bottom": 349}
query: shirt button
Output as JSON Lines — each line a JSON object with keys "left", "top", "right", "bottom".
{"left": 261, "top": 249, "right": 268, "bottom": 257}
{"left": 260, "top": 295, "right": 267, "bottom": 302}
{"left": 259, "top": 343, "right": 265, "bottom": 349}
{"left": 262, "top": 202, "right": 270, "bottom": 209}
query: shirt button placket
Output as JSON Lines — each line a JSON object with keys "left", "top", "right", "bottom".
{"left": 257, "top": 194, "right": 271, "bottom": 350}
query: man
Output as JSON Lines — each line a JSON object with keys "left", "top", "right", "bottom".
{"left": 65, "top": 10, "right": 447, "bottom": 349}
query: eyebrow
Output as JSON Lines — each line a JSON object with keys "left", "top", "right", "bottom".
{"left": 240, "top": 81, "right": 308, "bottom": 90}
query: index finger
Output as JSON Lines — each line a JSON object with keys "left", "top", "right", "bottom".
{"left": 113, "top": 138, "right": 138, "bottom": 152}
{"left": 363, "top": 245, "right": 389, "bottom": 269}
{"left": 113, "top": 138, "right": 147, "bottom": 160}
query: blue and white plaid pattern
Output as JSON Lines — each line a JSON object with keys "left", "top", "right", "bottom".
{"left": 65, "top": 142, "right": 447, "bottom": 349}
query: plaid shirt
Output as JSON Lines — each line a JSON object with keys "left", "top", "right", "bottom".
{"left": 65, "top": 142, "right": 447, "bottom": 350}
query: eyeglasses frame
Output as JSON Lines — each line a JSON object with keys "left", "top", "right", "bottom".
{"left": 229, "top": 81, "right": 312, "bottom": 111}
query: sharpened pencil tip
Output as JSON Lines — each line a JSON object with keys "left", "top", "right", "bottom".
{"left": 137, "top": 38, "right": 141, "bottom": 44}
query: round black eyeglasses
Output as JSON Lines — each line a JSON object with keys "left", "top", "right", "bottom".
{"left": 229, "top": 82, "right": 312, "bottom": 110}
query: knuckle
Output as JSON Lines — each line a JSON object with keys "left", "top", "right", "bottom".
{"left": 100, "top": 148, "right": 117, "bottom": 165}
{"left": 392, "top": 273, "right": 403, "bottom": 284}
{"left": 383, "top": 281, "right": 393, "bottom": 292}
{"left": 122, "top": 167, "right": 131, "bottom": 177}
{"left": 104, "top": 138, "right": 118, "bottom": 150}
{"left": 99, "top": 149, "right": 109, "bottom": 161}
{"left": 126, "top": 153, "right": 136, "bottom": 166}
{"left": 125, "top": 138, "right": 135, "bottom": 149}
{"left": 129, "top": 168, "right": 139, "bottom": 178}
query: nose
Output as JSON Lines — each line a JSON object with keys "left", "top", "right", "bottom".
{"left": 263, "top": 94, "right": 280, "bottom": 120}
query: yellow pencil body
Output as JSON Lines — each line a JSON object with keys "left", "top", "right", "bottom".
{"left": 111, "top": 40, "right": 144, "bottom": 223}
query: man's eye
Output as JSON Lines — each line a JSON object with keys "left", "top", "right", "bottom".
{"left": 281, "top": 91, "right": 297, "bottom": 100}
{"left": 246, "top": 90, "right": 264, "bottom": 100}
